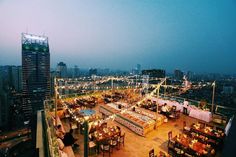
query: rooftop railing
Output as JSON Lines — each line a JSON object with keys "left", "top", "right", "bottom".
{"left": 36, "top": 100, "right": 59, "bottom": 157}
{"left": 158, "top": 94, "right": 236, "bottom": 118}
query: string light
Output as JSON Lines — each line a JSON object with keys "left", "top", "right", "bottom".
{"left": 56, "top": 77, "right": 168, "bottom": 127}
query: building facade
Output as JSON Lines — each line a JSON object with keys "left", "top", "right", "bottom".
{"left": 22, "top": 33, "right": 50, "bottom": 119}
{"left": 0, "top": 66, "right": 18, "bottom": 129}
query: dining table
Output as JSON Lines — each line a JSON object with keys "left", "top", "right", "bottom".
{"left": 191, "top": 123, "right": 225, "bottom": 141}
{"left": 172, "top": 134, "right": 214, "bottom": 156}
{"left": 91, "top": 126, "right": 121, "bottom": 153}
{"left": 92, "top": 126, "right": 120, "bottom": 142}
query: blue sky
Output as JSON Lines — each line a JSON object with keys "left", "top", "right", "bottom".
{"left": 0, "top": 0, "right": 235, "bottom": 73}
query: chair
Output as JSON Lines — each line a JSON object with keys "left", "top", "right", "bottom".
{"left": 118, "top": 133, "right": 125, "bottom": 147}
{"left": 88, "top": 134, "right": 94, "bottom": 141}
{"left": 88, "top": 141, "right": 97, "bottom": 155}
{"left": 206, "top": 123, "right": 214, "bottom": 129}
{"left": 175, "top": 110, "right": 181, "bottom": 119}
{"left": 159, "top": 151, "right": 165, "bottom": 157}
{"left": 185, "top": 148, "right": 196, "bottom": 157}
{"left": 64, "top": 110, "right": 70, "bottom": 118}
{"left": 174, "top": 147, "right": 184, "bottom": 156}
{"left": 110, "top": 136, "right": 119, "bottom": 152}
{"left": 168, "top": 131, "right": 172, "bottom": 141}
{"left": 172, "top": 106, "right": 177, "bottom": 112}
{"left": 184, "top": 152, "right": 194, "bottom": 157}
{"left": 158, "top": 105, "right": 162, "bottom": 113}
{"left": 222, "top": 116, "right": 228, "bottom": 125}
{"left": 216, "top": 126, "right": 224, "bottom": 132}
{"left": 71, "top": 122, "right": 78, "bottom": 130}
{"left": 101, "top": 122, "right": 108, "bottom": 129}
{"left": 100, "top": 140, "right": 111, "bottom": 157}
{"left": 117, "top": 126, "right": 121, "bottom": 131}
{"left": 198, "top": 121, "right": 205, "bottom": 128}
{"left": 167, "top": 139, "right": 176, "bottom": 155}
{"left": 183, "top": 121, "right": 191, "bottom": 133}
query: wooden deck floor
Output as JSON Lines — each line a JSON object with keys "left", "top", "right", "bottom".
{"left": 61, "top": 104, "right": 220, "bottom": 157}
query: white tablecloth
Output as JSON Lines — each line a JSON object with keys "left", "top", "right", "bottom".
{"left": 188, "top": 107, "right": 212, "bottom": 122}
{"left": 151, "top": 98, "right": 212, "bottom": 122}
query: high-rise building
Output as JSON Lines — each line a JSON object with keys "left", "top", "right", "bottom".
{"left": 174, "top": 69, "right": 184, "bottom": 80}
{"left": 22, "top": 33, "right": 50, "bottom": 119}
{"left": 73, "top": 65, "right": 79, "bottom": 78}
{"left": 137, "top": 64, "right": 141, "bottom": 75}
{"left": 57, "top": 62, "right": 67, "bottom": 78}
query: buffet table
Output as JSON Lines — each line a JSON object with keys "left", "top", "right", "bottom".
{"left": 99, "top": 103, "right": 164, "bottom": 136}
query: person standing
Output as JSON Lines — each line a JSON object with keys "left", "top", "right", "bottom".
{"left": 183, "top": 99, "right": 189, "bottom": 115}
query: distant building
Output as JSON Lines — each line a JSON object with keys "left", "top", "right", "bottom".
{"left": 137, "top": 64, "right": 141, "bottom": 75}
{"left": 0, "top": 67, "right": 10, "bottom": 129}
{"left": 223, "top": 86, "right": 234, "bottom": 95}
{"left": 22, "top": 33, "right": 50, "bottom": 119}
{"left": 174, "top": 69, "right": 184, "bottom": 80}
{"left": 0, "top": 67, "right": 9, "bottom": 130}
{"left": 142, "top": 69, "right": 165, "bottom": 78}
{"left": 0, "top": 91, "right": 10, "bottom": 129}
{"left": 73, "top": 65, "right": 79, "bottom": 78}
{"left": 89, "top": 68, "right": 97, "bottom": 76}
{"left": 0, "top": 66, "right": 22, "bottom": 89}
{"left": 57, "top": 62, "right": 67, "bottom": 78}
{"left": 187, "top": 71, "right": 194, "bottom": 80}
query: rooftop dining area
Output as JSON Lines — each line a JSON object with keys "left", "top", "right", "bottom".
{"left": 38, "top": 89, "right": 236, "bottom": 157}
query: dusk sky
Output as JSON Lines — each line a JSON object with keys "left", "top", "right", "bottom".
{"left": 0, "top": 0, "right": 236, "bottom": 74}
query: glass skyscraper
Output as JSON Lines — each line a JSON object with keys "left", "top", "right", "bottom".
{"left": 21, "top": 33, "right": 50, "bottom": 119}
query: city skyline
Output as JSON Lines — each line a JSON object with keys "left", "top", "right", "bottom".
{"left": 0, "top": 0, "right": 236, "bottom": 74}
{"left": 1, "top": 1, "right": 236, "bottom": 157}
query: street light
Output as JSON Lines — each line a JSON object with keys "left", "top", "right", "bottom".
{"left": 211, "top": 81, "right": 216, "bottom": 114}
